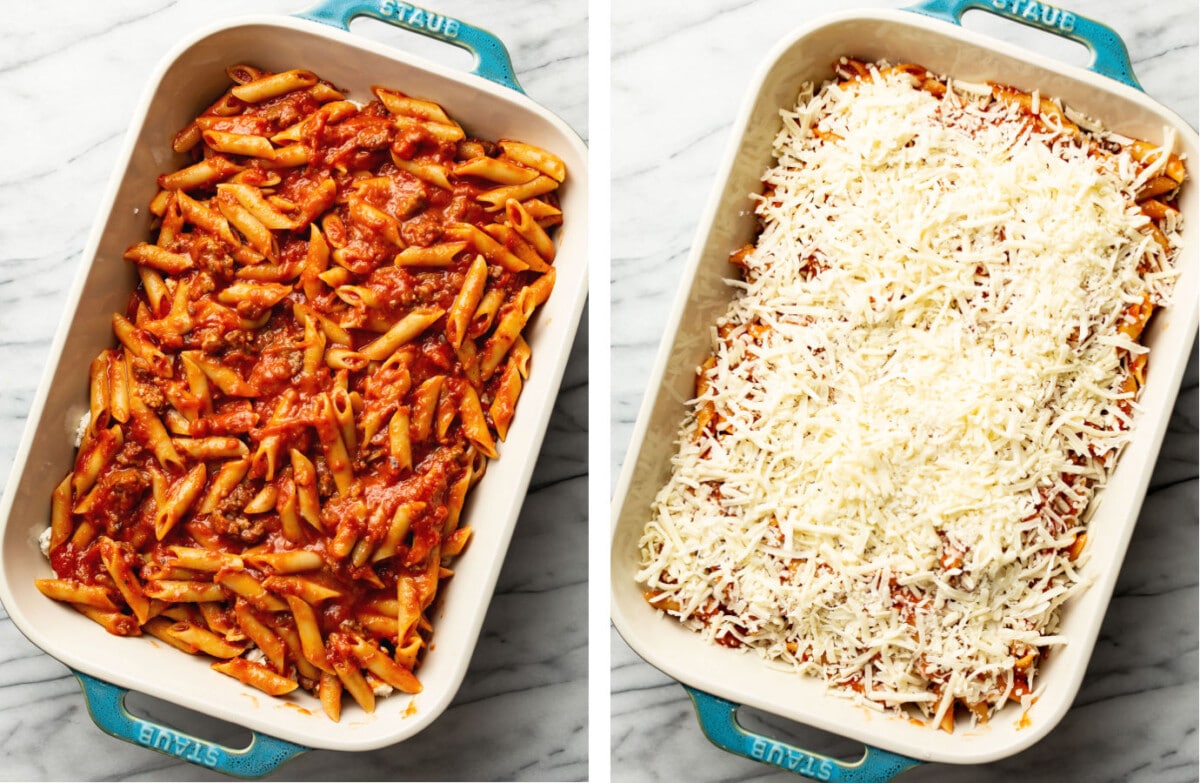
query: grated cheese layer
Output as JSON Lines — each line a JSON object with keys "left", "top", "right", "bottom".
{"left": 637, "top": 63, "right": 1183, "bottom": 728}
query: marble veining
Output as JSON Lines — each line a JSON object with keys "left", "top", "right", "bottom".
{"left": 610, "top": 1, "right": 1198, "bottom": 782}
{"left": 0, "top": 1, "right": 586, "bottom": 780}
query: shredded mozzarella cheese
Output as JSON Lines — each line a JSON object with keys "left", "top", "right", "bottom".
{"left": 638, "top": 64, "right": 1182, "bottom": 728}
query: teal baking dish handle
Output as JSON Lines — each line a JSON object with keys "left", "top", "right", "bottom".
{"left": 73, "top": 670, "right": 307, "bottom": 779}
{"left": 905, "top": 0, "right": 1143, "bottom": 90}
{"left": 295, "top": 0, "right": 524, "bottom": 93}
{"left": 685, "top": 686, "right": 923, "bottom": 782}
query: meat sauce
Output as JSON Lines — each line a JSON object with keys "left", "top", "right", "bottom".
{"left": 51, "top": 68, "right": 562, "bottom": 673}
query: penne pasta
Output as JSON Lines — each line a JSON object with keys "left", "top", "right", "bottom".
{"left": 216, "top": 190, "right": 276, "bottom": 258}
{"left": 505, "top": 198, "right": 557, "bottom": 263}
{"left": 446, "top": 255, "right": 488, "bottom": 350}
{"left": 393, "top": 241, "right": 467, "bottom": 268}
{"left": 443, "top": 223, "right": 529, "bottom": 272}
{"left": 476, "top": 175, "right": 559, "bottom": 211}
{"left": 202, "top": 130, "right": 276, "bottom": 160}
{"left": 172, "top": 436, "right": 248, "bottom": 461}
{"left": 387, "top": 406, "right": 413, "bottom": 471}
{"left": 347, "top": 634, "right": 421, "bottom": 693}
{"left": 143, "top": 579, "right": 225, "bottom": 604}
{"left": 490, "top": 359, "right": 524, "bottom": 442}
{"left": 123, "top": 242, "right": 193, "bottom": 275}
{"left": 359, "top": 307, "right": 445, "bottom": 361}
{"left": 498, "top": 139, "right": 567, "bottom": 182}
{"left": 389, "top": 154, "right": 452, "bottom": 191}
{"left": 275, "top": 474, "right": 304, "bottom": 543}
{"left": 263, "top": 575, "right": 343, "bottom": 604}
{"left": 231, "top": 69, "right": 318, "bottom": 103}
{"left": 76, "top": 604, "right": 141, "bottom": 636}
{"left": 35, "top": 579, "right": 118, "bottom": 611}
{"left": 453, "top": 155, "right": 539, "bottom": 185}
{"left": 158, "top": 155, "right": 243, "bottom": 191}
{"left": 483, "top": 224, "right": 547, "bottom": 272}
{"left": 167, "top": 545, "right": 244, "bottom": 573}
{"left": 372, "top": 501, "right": 424, "bottom": 563}
{"left": 197, "top": 457, "right": 251, "bottom": 515}
{"left": 99, "top": 538, "right": 151, "bottom": 624}
{"left": 318, "top": 671, "right": 343, "bottom": 722}
{"left": 233, "top": 600, "right": 287, "bottom": 673}
{"left": 373, "top": 87, "right": 453, "bottom": 124}
{"left": 49, "top": 474, "right": 74, "bottom": 552}
{"left": 246, "top": 550, "right": 324, "bottom": 573}
{"left": 37, "top": 62, "right": 569, "bottom": 723}
{"left": 290, "top": 449, "right": 323, "bottom": 532}
{"left": 71, "top": 424, "right": 123, "bottom": 500}
{"left": 217, "top": 571, "right": 288, "bottom": 612}
{"left": 286, "top": 595, "right": 332, "bottom": 674}
{"left": 211, "top": 657, "right": 299, "bottom": 695}
{"left": 129, "top": 398, "right": 185, "bottom": 471}
{"left": 150, "top": 619, "right": 245, "bottom": 658}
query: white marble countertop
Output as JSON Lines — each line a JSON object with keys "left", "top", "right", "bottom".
{"left": 0, "top": 1, "right": 586, "bottom": 780}
{"left": 611, "top": 1, "right": 1197, "bottom": 782}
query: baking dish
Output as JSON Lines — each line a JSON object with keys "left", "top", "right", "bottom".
{"left": 0, "top": 1, "right": 587, "bottom": 777}
{"left": 610, "top": 1, "right": 1198, "bottom": 779}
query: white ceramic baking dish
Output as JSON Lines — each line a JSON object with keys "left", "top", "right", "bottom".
{"left": 0, "top": 1, "right": 587, "bottom": 777}
{"left": 611, "top": 1, "right": 1198, "bottom": 779}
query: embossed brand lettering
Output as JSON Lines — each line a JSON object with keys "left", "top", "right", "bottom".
{"left": 989, "top": 0, "right": 1075, "bottom": 31}
{"left": 380, "top": 1, "right": 460, "bottom": 37}
{"left": 133, "top": 722, "right": 220, "bottom": 768}
{"left": 746, "top": 738, "right": 833, "bottom": 780}
{"left": 750, "top": 737, "right": 768, "bottom": 760}
{"left": 186, "top": 740, "right": 205, "bottom": 762}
